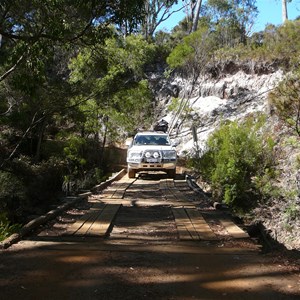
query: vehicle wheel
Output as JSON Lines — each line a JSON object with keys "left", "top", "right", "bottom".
{"left": 128, "top": 167, "right": 136, "bottom": 178}
{"left": 167, "top": 169, "right": 176, "bottom": 179}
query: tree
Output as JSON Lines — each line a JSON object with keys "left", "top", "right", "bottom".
{"left": 0, "top": 0, "right": 146, "bottom": 82}
{"left": 0, "top": 0, "right": 147, "bottom": 166}
{"left": 191, "top": 0, "right": 203, "bottom": 32}
{"left": 202, "top": 0, "right": 258, "bottom": 46}
{"left": 282, "top": 0, "right": 288, "bottom": 22}
{"left": 0, "top": 0, "right": 152, "bottom": 222}
{"left": 261, "top": 20, "right": 300, "bottom": 67}
{"left": 69, "top": 34, "right": 155, "bottom": 142}
{"left": 142, "top": 0, "right": 186, "bottom": 39}
{"left": 167, "top": 25, "right": 216, "bottom": 74}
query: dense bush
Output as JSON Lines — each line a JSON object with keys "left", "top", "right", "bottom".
{"left": 268, "top": 70, "right": 300, "bottom": 136}
{"left": 190, "top": 115, "right": 275, "bottom": 213}
{"left": 213, "top": 20, "right": 300, "bottom": 71}
{"left": 167, "top": 25, "right": 218, "bottom": 75}
{"left": 0, "top": 171, "right": 26, "bottom": 222}
{"left": 0, "top": 156, "right": 67, "bottom": 222}
{"left": 0, "top": 212, "right": 21, "bottom": 241}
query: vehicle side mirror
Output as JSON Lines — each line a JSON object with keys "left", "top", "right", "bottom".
{"left": 125, "top": 138, "right": 133, "bottom": 147}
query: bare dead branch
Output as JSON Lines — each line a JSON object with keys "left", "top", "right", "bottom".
{"left": 0, "top": 112, "right": 46, "bottom": 168}
{"left": 0, "top": 54, "right": 25, "bottom": 82}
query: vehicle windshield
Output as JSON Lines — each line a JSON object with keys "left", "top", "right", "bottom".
{"left": 133, "top": 135, "right": 170, "bottom": 146}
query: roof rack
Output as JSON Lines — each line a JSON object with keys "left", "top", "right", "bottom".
{"left": 136, "top": 130, "right": 167, "bottom": 134}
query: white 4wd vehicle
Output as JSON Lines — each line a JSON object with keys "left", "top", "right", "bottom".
{"left": 126, "top": 131, "right": 177, "bottom": 178}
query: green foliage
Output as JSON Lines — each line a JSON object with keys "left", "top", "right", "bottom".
{"left": 0, "top": 1, "right": 144, "bottom": 45}
{"left": 14, "top": 156, "right": 66, "bottom": 205}
{"left": 166, "top": 40, "right": 195, "bottom": 69}
{"left": 190, "top": 115, "right": 275, "bottom": 213}
{"left": 167, "top": 18, "right": 299, "bottom": 76}
{"left": 106, "top": 35, "right": 155, "bottom": 77}
{"left": 284, "top": 202, "right": 299, "bottom": 222}
{"left": 203, "top": 0, "right": 258, "bottom": 46}
{"left": 213, "top": 20, "right": 300, "bottom": 69}
{"left": 167, "top": 97, "right": 181, "bottom": 112}
{"left": 69, "top": 34, "right": 155, "bottom": 139}
{"left": 264, "top": 20, "right": 300, "bottom": 68}
{"left": 108, "top": 80, "right": 152, "bottom": 135}
{"left": 268, "top": 70, "right": 300, "bottom": 136}
{"left": 0, "top": 212, "right": 21, "bottom": 241}
{"left": 64, "top": 135, "right": 87, "bottom": 172}
{"left": 167, "top": 25, "right": 217, "bottom": 75}
{"left": 0, "top": 157, "right": 66, "bottom": 222}
{"left": 0, "top": 171, "right": 26, "bottom": 219}
{"left": 0, "top": 1, "right": 154, "bottom": 228}
{"left": 252, "top": 168, "right": 281, "bottom": 201}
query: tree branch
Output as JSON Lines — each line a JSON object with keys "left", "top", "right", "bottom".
{"left": 0, "top": 112, "right": 46, "bottom": 168}
{"left": 0, "top": 54, "right": 25, "bottom": 82}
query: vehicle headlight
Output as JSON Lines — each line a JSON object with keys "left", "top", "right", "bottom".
{"left": 129, "top": 151, "right": 142, "bottom": 158}
{"left": 162, "top": 150, "right": 177, "bottom": 160}
{"left": 153, "top": 152, "right": 159, "bottom": 158}
{"left": 128, "top": 151, "right": 142, "bottom": 162}
{"left": 145, "top": 151, "right": 151, "bottom": 158}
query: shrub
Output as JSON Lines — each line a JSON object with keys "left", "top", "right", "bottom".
{"left": 2, "top": 156, "right": 68, "bottom": 221}
{"left": 167, "top": 25, "right": 217, "bottom": 75}
{"left": 190, "top": 115, "right": 275, "bottom": 213}
{"left": 0, "top": 212, "right": 21, "bottom": 241}
{"left": 268, "top": 70, "right": 300, "bottom": 137}
{"left": 0, "top": 171, "right": 26, "bottom": 221}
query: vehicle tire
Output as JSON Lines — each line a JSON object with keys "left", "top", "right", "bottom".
{"left": 167, "top": 169, "right": 176, "bottom": 179}
{"left": 128, "top": 167, "right": 136, "bottom": 178}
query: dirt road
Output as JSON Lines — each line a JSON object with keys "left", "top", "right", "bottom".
{"left": 1, "top": 173, "right": 300, "bottom": 299}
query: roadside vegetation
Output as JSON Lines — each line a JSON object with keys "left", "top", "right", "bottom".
{"left": 0, "top": 0, "right": 299, "bottom": 241}
{"left": 188, "top": 115, "right": 276, "bottom": 214}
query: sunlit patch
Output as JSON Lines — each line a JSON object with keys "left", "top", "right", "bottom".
{"left": 132, "top": 272, "right": 204, "bottom": 284}
{"left": 56, "top": 255, "right": 101, "bottom": 264}
{"left": 201, "top": 278, "right": 261, "bottom": 291}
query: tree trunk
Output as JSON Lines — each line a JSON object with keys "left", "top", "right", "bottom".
{"left": 191, "top": 0, "right": 202, "bottom": 32}
{"left": 34, "top": 117, "right": 47, "bottom": 163}
{"left": 100, "top": 116, "right": 108, "bottom": 167}
{"left": 282, "top": 0, "right": 288, "bottom": 23}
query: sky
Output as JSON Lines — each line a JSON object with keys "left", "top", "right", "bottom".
{"left": 156, "top": 0, "right": 300, "bottom": 33}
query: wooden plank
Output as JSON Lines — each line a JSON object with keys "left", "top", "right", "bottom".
{"left": 185, "top": 208, "right": 218, "bottom": 241}
{"left": 219, "top": 217, "right": 249, "bottom": 239}
{"left": 65, "top": 211, "right": 97, "bottom": 236}
{"left": 75, "top": 210, "right": 102, "bottom": 236}
{"left": 100, "top": 181, "right": 131, "bottom": 199}
{"left": 65, "top": 212, "right": 95, "bottom": 235}
{"left": 173, "top": 190, "right": 189, "bottom": 202}
{"left": 160, "top": 179, "right": 194, "bottom": 206}
{"left": 111, "top": 190, "right": 125, "bottom": 199}
{"left": 172, "top": 208, "right": 199, "bottom": 240}
{"left": 166, "top": 179, "right": 175, "bottom": 189}
{"left": 101, "top": 190, "right": 115, "bottom": 197}
{"left": 65, "top": 203, "right": 105, "bottom": 235}
{"left": 172, "top": 208, "right": 191, "bottom": 240}
{"left": 87, "top": 204, "right": 121, "bottom": 237}
{"left": 159, "top": 179, "right": 168, "bottom": 190}
{"left": 90, "top": 202, "right": 105, "bottom": 210}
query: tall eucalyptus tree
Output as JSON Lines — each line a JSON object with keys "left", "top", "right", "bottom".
{"left": 0, "top": 0, "right": 146, "bottom": 164}
{"left": 281, "top": 0, "right": 292, "bottom": 22}
{"left": 142, "top": 0, "right": 186, "bottom": 39}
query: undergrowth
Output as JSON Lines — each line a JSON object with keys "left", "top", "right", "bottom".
{"left": 0, "top": 213, "right": 21, "bottom": 242}
{"left": 189, "top": 114, "right": 276, "bottom": 214}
